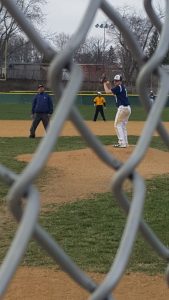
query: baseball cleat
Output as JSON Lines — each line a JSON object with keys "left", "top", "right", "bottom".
{"left": 113, "top": 144, "right": 127, "bottom": 148}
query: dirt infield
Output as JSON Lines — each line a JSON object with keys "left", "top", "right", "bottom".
{"left": 6, "top": 268, "right": 169, "bottom": 300}
{"left": 2, "top": 120, "right": 169, "bottom": 300}
{"left": 1, "top": 120, "right": 169, "bottom": 137}
{"left": 17, "top": 146, "right": 169, "bottom": 205}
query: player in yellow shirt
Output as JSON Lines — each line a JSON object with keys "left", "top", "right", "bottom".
{"left": 93, "top": 92, "right": 106, "bottom": 121}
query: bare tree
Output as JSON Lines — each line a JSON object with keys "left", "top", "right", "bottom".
{"left": 8, "top": 36, "right": 42, "bottom": 63}
{"left": 50, "top": 32, "right": 71, "bottom": 52}
{"left": 74, "top": 37, "right": 101, "bottom": 64}
{"left": 49, "top": 32, "right": 116, "bottom": 65}
{"left": 146, "top": 28, "right": 159, "bottom": 59}
{"left": 0, "top": 0, "right": 46, "bottom": 67}
{"left": 107, "top": 7, "right": 158, "bottom": 85}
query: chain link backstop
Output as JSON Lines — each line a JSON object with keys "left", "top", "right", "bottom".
{"left": 0, "top": 1, "right": 169, "bottom": 299}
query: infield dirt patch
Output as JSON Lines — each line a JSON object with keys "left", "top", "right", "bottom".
{"left": 17, "top": 146, "right": 169, "bottom": 204}
{"left": 1, "top": 120, "right": 169, "bottom": 137}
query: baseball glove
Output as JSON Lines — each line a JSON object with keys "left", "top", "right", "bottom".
{"left": 100, "top": 73, "right": 107, "bottom": 84}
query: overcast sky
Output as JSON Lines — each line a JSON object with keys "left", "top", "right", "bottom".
{"left": 42, "top": 0, "right": 164, "bottom": 38}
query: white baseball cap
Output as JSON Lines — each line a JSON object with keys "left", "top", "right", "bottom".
{"left": 97, "top": 91, "right": 102, "bottom": 95}
{"left": 114, "top": 74, "right": 122, "bottom": 81}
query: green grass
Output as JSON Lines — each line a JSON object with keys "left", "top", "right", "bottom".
{"left": 37, "top": 177, "right": 169, "bottom": 274}
{"left": 1, "top": 103, "right": 169, "bottom": 121}
{"left": 0, "top": 135, "right": 169, "bottom": 274}
{"left": 78, "top": 105, "right": 169, "bottom": 121}
{"left": 77, "top": 105, "right": 149, "bottom": 121}
{"left": 1, "top": 176, "right": 169, "bottom": 274}
{"left": 0, "top": 103, "right": 31, "bottom": 120}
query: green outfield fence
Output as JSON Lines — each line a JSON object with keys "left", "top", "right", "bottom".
{"left": 1, "top": 92, "right": 168, "bottom": 106}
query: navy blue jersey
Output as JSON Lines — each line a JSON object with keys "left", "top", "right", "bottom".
{"left": 32, "top": 92, "right": 53, "bottom": 114}
{"left": 111, "top": 84, "right": 130, "bottom": 107}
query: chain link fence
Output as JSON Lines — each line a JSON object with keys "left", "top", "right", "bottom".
{"left": 0, "top": 0, "right": 169, "bottom": 299}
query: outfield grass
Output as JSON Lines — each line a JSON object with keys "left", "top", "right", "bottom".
{"left": 1, "top": 103, "right": 169, "bottom": 121}
{"left": 0, "top": 135, "right": 169, "bottom": 275}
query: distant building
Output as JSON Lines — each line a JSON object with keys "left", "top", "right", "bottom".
{"left": 3, "top": 62, "right": 122, "bottom": 91}
{"left": 6, "top": 63, "right": 120, "bottom": 81}
{"left": 7, "top": 63, "right": 46, "bottom": 80}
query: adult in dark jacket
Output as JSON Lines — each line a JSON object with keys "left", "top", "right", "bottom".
{"left": 29, "top": 84, "right": 53, "bottom": 138}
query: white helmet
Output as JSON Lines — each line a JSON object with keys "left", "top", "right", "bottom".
{"left": 114, "top": 74, "right": 122, "bottom": 81}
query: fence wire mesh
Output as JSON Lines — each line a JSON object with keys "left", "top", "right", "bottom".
{"left": 0, "top": 0, "right": 169, "bottom": 299}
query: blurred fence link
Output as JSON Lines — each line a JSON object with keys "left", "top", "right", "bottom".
{"left": 0, "top": 0, "right": 169, "bottom": 299}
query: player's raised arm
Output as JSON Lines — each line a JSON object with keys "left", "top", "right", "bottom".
{"left": 103, "top": 81, "right": 113, "bottom": 94}
{"left": 100, "top": 73, "right": 114, "bottom": 95}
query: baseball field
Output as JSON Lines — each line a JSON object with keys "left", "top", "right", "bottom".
{"left": 0, "top": 104, "right": 169, "bottom": 299}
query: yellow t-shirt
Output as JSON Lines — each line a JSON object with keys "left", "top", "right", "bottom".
{"left": 93, "top": 96, "right": 106, "bottom": 106}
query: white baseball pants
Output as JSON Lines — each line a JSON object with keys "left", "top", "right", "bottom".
{"left": 114, "top": 105, "right": 131, "bottom": 146}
